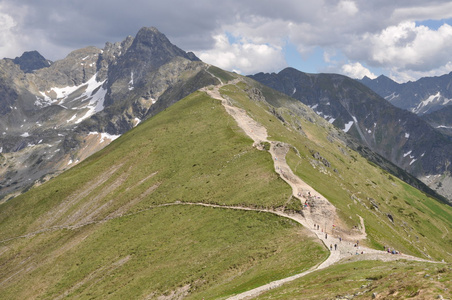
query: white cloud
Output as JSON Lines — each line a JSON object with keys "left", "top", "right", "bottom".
{"left": 196, "top": 33, "right": 286, "bottom": 75}
{"left": 1, "top": 0, "right": 452, "bottom": 82}
{"left": 347, "top": 21, "right": 452, "bottom": 81}
{"left": 391, "top": 2, "right": 452, "bottom": 22}
{"left": 341, "top": 62, "right": 376, "bottom": 79}
{"left": 337, "top": 0, "right": 358, "bottom": 16}
{"left": 0, "top": 7, "right": 20, "bottom": 58}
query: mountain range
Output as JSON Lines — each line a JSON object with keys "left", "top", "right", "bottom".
{"left": 360, "top": 73, "right": 452, "bottom": 138}
{"left": 249, "top": 68, "right": 452, "bottom": 202}
{"left": 0, "top": 27, "right": 451, "bottom": 299}
{"left": 0, "top": 27, "right": 217, "bottom": 200}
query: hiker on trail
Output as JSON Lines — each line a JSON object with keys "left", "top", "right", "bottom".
{"left": 334, "top": 244, "right": 337, "bottom": 250}
{"left": 325, "top": 233, "right": 328, "bottom": 239}
{"left": 317, "top": 224, "right": 319, "bottom": 230}
{"left": 339, "top": 237, "right": 342, "bottom": 242}
{"left": 330, "top": 244, "right": 333, "bottom": 250}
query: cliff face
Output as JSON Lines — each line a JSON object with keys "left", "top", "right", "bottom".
{"left": 0, "top": 27, "right": 216, "bottom": 200}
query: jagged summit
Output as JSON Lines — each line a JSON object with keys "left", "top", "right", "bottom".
{"left": 0, "top": 26, "right": 216, "bottom": 199}
{"left": 109, "top": 26, "right": 199, "bottom": 78}
{"left": 11, "top": 50, "right": 52, "bottom": 73}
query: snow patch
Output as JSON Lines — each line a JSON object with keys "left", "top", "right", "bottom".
{"left": 35, "top": 93, "right": 54, "bottom": 107}
{"left": 21, "top": 132, "right": 30, "bottom": 137}
{"left": 47, "top": 83, "right": 81, "bottom": 100}
{"left": 89, "top": 131, "right": 121, "bottom": 143}
{"left": 128, "top": 71, "right": 134, "bottom": 90}
{"left": 343, "top": 120, "right": 354, "bottom": 133}
{"left": 405, "top": 132, "right": 410, "bottom": 138}
{"left": 412, "top": 91, "right": 452, "bottom": 114}
{"left": 38, "top": 74, "right": 107, "bottom": 121}
{"left": 403, "top": 150, "right": 412, "bottom": 157}
{"left": 73, "top": 74, "right": 107, "bottom": 124}
{"left": 67, "top": 114, "right": 77, "bottom": 123}
{"left": 385, "top": 92, "right": 399, "bottom": 102}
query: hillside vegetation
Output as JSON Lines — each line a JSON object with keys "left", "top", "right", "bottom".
{"left": 0, "top": 71, "right": 451, "bottom": 299}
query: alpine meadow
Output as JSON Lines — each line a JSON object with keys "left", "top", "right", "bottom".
{"left": 0, "top": 27, "right": 451, "bottom": 300}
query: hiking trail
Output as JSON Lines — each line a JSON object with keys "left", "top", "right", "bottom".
{"left": 200, "top": 81, "right": 439, "bottom": 300}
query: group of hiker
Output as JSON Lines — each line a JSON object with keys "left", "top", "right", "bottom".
{"left": 384, "top": 246, "right": 401, "bottom": 255}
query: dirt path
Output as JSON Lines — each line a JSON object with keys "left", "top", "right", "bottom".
{"left": 201, "top": 82, "right": 439, "bottom": 300}
{"left": 1, "top": 80, "right": 440, "bottom": 299}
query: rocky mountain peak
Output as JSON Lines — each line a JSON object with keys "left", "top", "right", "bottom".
{"left": 11, "top": 50, "right": 51, "bottom": 73}
{"left": 103, "top": 26, "right": 200, "bottom": 107}
{"left": 126, "top": 26, "right": 198, "bottom": 68}
{"left": 33, "top": 46, "right": 102, "bottom": 88}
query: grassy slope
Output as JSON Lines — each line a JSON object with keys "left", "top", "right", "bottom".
{"left": 1, "top": 73, "right": 452, "bottom": 299}
{"left": 0, "top": 89, "right": 327, "bottom": 299}
{"left": 254, "top": 260, "right": 452, "bottom": 299}
{"left": 219, "top": 79, "right": 452, "bottom": 262}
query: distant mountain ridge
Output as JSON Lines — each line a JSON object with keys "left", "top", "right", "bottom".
{"left": 360, "top": 73, "right": 452, "bottom": 115}
{"left": 0, "top": 27, "right": 217, "bottom": 200}
{"left": 8, "top": 50, "right": 52, "bottom": 73}
{"left": 249, "top": 67, "right": 452, "bottom": 202}
{"left": 359, "top": 73, "right": 452, "bottom": 137}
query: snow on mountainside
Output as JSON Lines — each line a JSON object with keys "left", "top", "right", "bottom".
{"left": 0, "top": 27, "right": 216, "bottom": 201}
{"left": 359, "top": 73, "right": 452, "bottom": 116}
{"left": 250, "top": 68, "right": 452, "bottom": 203}
{"left": 359, "top": 72, "right": 452, "bottom": 138}
{"left": 411, "top": 91, "right": 452, "bottom": 115}
{"left": 36, "top": 74, "right": 107, "bottom": 122}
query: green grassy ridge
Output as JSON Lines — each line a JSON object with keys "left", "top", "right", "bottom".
{"left": 0, "top": 205, "right": 326, "bottom": 299}
{"left": 0, "top": 85, "right": 328, "bottom": 298}
{"left": 218, "top": 79, "right": 452, "bottom": 262}
{"left": 254, "top": 259, "right": 451, "bottom": 299}
{"left": 0, "top": 91, "right": 292, "bottom": 240}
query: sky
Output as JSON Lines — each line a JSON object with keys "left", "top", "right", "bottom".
{"left": 1, "top": 1, "right": 452, "bottom": 83}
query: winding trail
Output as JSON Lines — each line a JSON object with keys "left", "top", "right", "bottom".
{"left": 200, "top": 82, "right": 438, "bottom": 300}
{"left": 1, "top": 81, "right": 441, "bottom": 299}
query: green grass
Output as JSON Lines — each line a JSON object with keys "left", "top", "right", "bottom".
{"left": 0, "top": 91, "right": 292, "bottom": 240}
{"left": 207, "top": 65, "right": 236, "bottom": 83}
{"left": 254, "top": 260, "right": 452, "bottom": 299}
{"left": 217, "top": 79, "right": 452, "bottom": 262}
{"left": 1, "top": 76, "right": 452, "bottom": 299}
{"left": 0, "top": 205, "right": 326, "bottom": 299}
{"left": 0, "top": 87, "right": 326, "bottom": 299}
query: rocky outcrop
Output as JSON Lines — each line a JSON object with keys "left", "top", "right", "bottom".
{"left": 0, "top": 27, "right": 215, "bottom": 200}
{"left": 10, "top": 50, "right": 51, "bottom": 73}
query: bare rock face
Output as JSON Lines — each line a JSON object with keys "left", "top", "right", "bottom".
{"left": 11, "top": 50, "right": 52, "bottom": 73}
{"left": 104, "top": 26, "right": 200, "bottom": 107}
{"left": 0, "top": 27, "right": 214, "bottom": 200}
{"left": 34, "top": 46, "right": 103, "bottom": 88}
